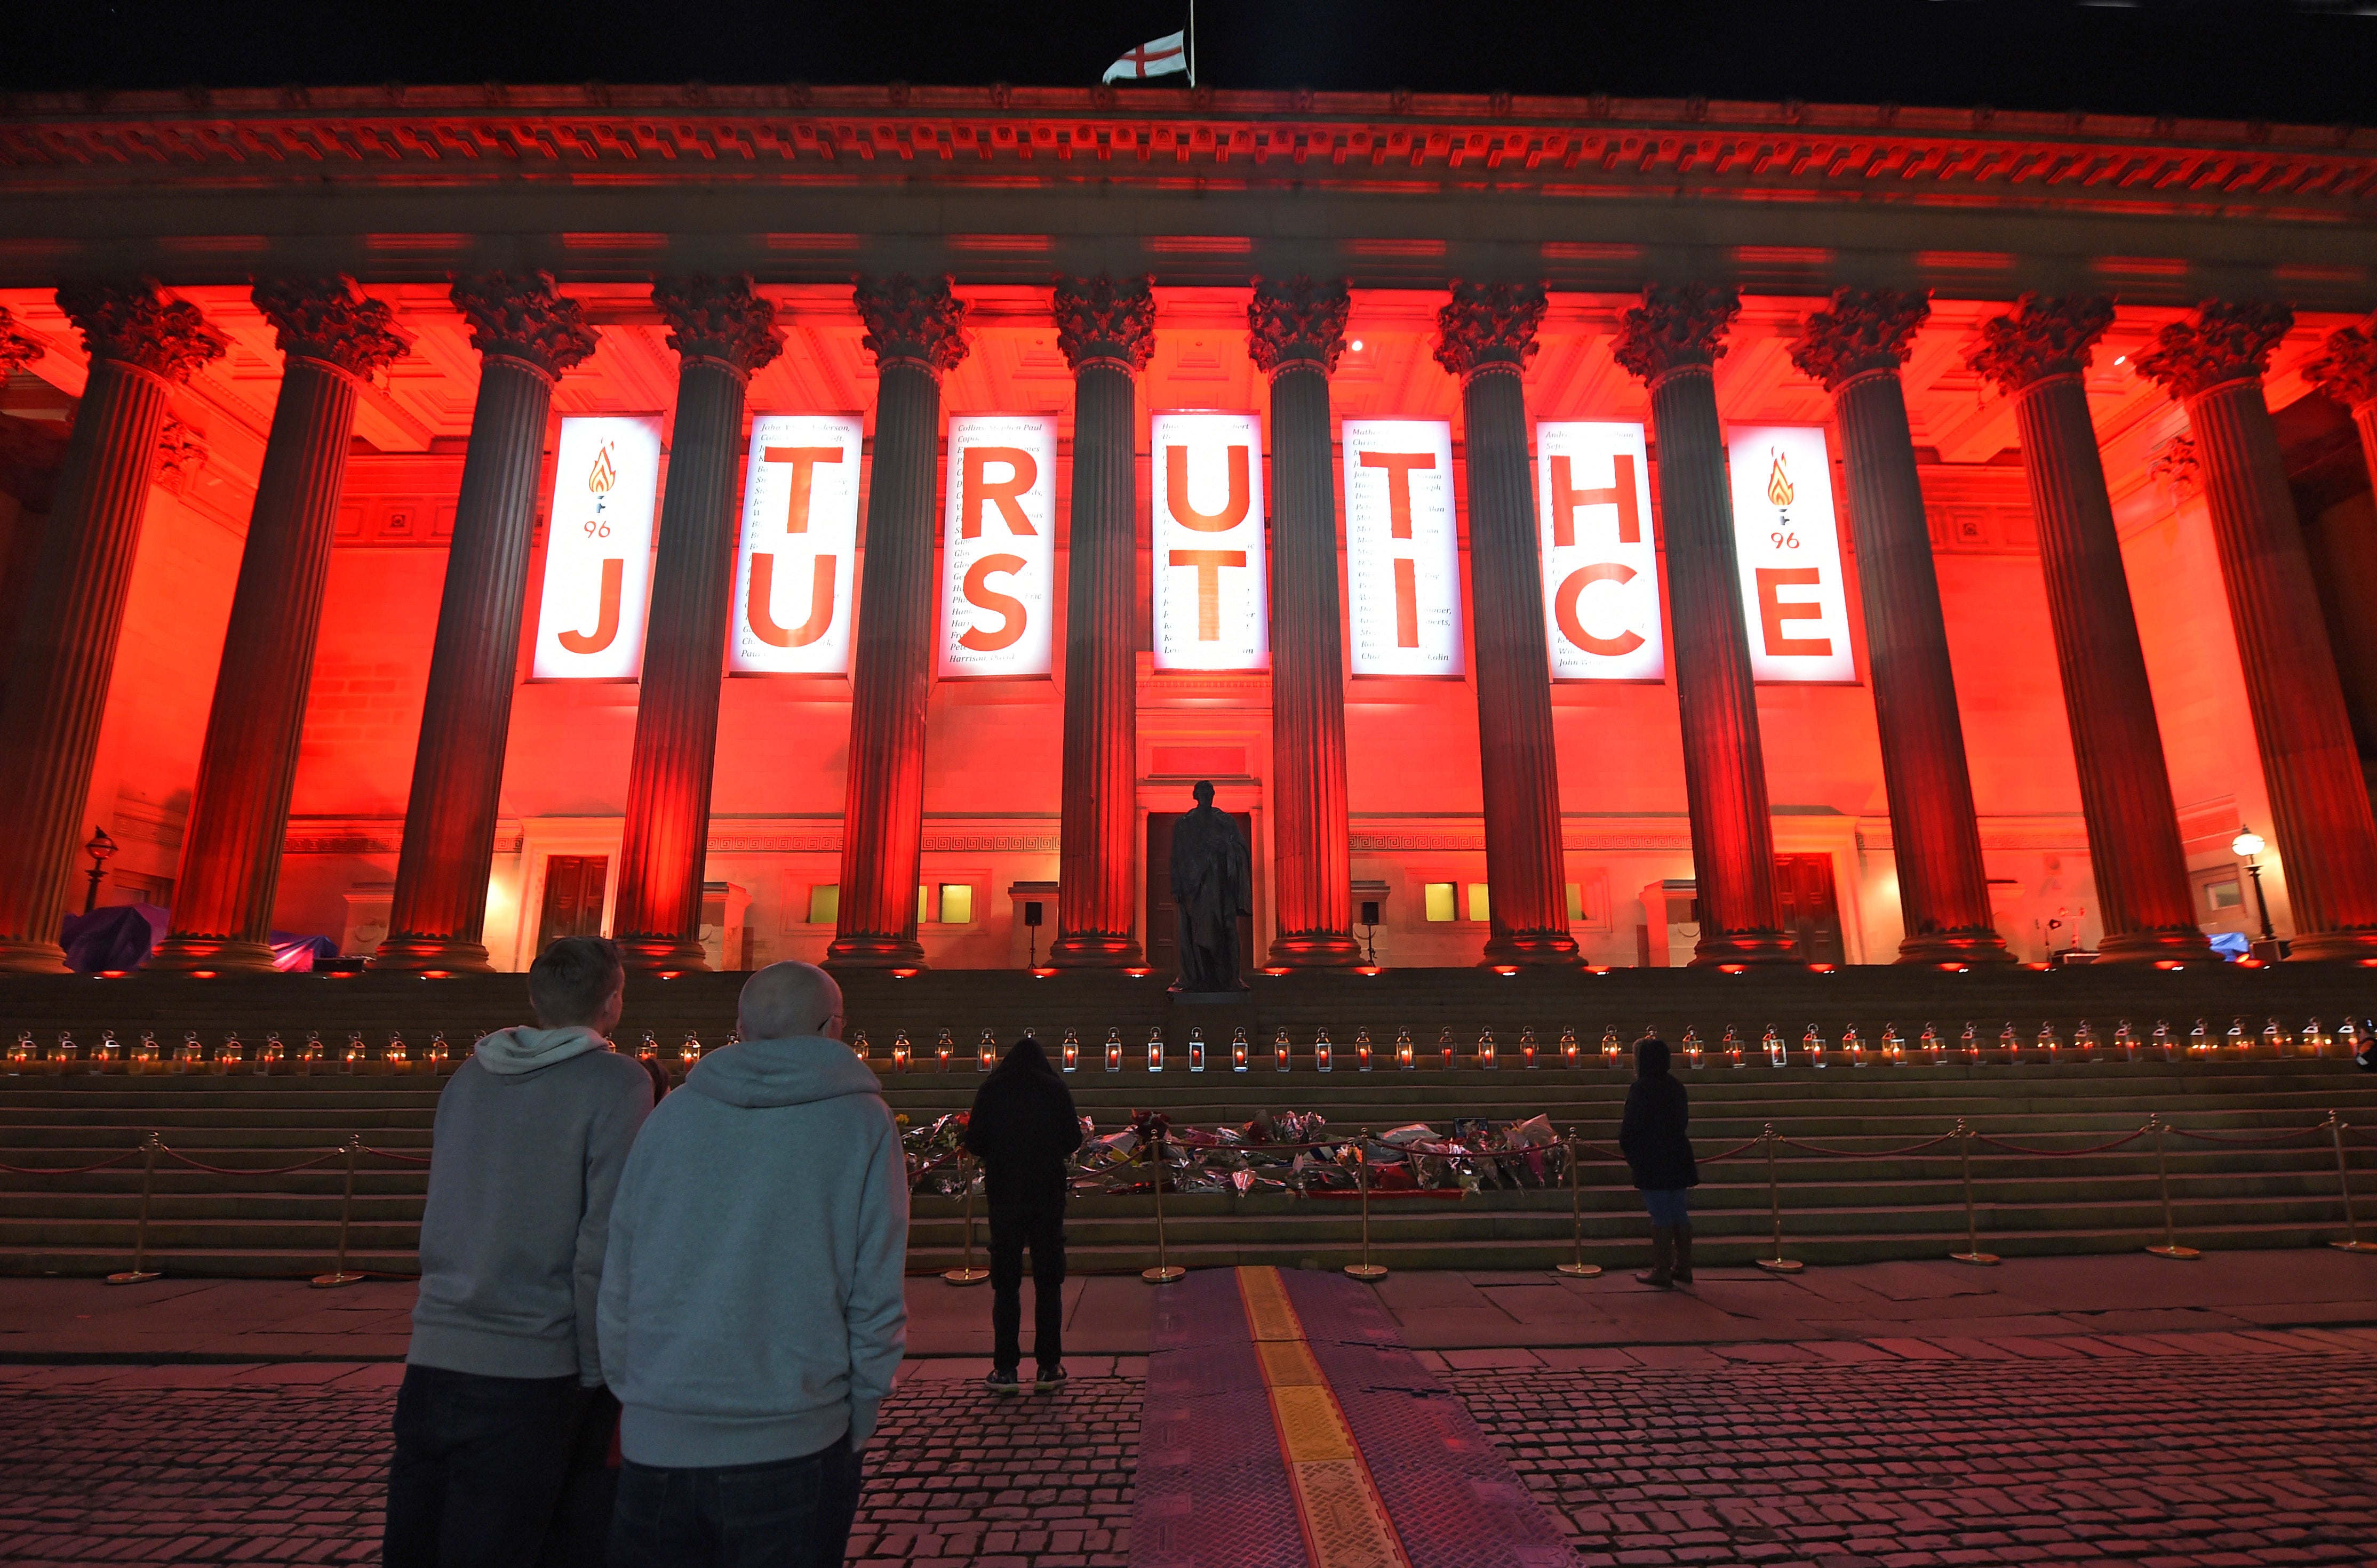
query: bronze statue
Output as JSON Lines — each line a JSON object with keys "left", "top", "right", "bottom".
{"left": 1169, "top": 781, "right": 1251, "bottom": 992}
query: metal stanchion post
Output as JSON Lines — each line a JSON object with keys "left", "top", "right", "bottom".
{"left": 2145, "top": 1113, "right": 2199, "bottom": 1259}
{"left": 943, "top": 1155, "right": 988, "bottom": 1285}
{"left": 1345, "top": 1129, "right": 1388, "bottom": 1282}
{"left": 2326, "top": 1111, "right": 2377, "bottom": 1255}
{"left": 1142, "top": 1130, "right": 1184, "bottom": 1284}
{"left": 1754, "top": 1123, "right": 1803, "bottom": 1274}
{"left": 1949, "top": 1118, "right": 1998, "bottom": 1266}
{"left": 312, "top": 1135, "right": 366, "bottom": 1287}
{"left": 1553, "top": 1134, "right": 1600, "bottom": 1278}
{"left": 105, "top": 1132, "right": 163, "bottom": 1285}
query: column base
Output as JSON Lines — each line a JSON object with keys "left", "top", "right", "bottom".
{"left": 1266, "top": 930, "right": 1365, "bottom": 968}
{"left": 1688, "top": 929, "right": 1803, "bottom": 967}
{"left": 1046, "top": 931, "right": 1144, "bottom": 968}
{"left": 1482, "top": 928, "right": 1582, "bottom": 966}
{"left": 1896, "top": 928, "right": 2017, "bottom": 965}
{"left": 366, "top": 934, "right": 495, "bottom": 974}
{"left": 2282, "top": 927, "right": 2377, "bottom": 963}
{"left": 0, "top": 939, "right": 73, "bottom": 976}
{"left": 825, "top": 932, "right": 926, "bottom": 970}
{"left": 611, "top": 934, "right": 709, "bottom": 974}
{"left": 2094, "top": 926, "right": 2217, "bottom": 965}
{"left": 145, "top": 935, "right": 280, "bottom": 975}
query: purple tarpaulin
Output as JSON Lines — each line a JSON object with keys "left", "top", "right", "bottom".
{"left": 57, "top": 903, "right": 337, "bottom": 973}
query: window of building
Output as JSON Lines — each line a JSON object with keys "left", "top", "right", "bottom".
{"left": 807, "top": 884, "right": 839, "bottom": 925}
{"left": 1466, "top": 882, "right": 1491, "bottom": 923}
{"left": 917, "top": 883, "right": 975, "bottom": 925}
{"left": 2205, "top": 878, "right": 2244, "bottom": 914}
{"left": 1566, "top": 883, "right": 1584, "bottom": 922}
{"left": 1423, "top": 882, "right": 1458, "bottom": 922}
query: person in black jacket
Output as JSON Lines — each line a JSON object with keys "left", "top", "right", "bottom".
{"left": 962, "top": 1033, "right": 1085, "bottom": 1394}
{"left": 1618, "top": 1035, "right": 1698, "bottom": 1289}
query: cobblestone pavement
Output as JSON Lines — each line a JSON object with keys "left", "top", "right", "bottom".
{"left": 0, "top": 1365, "right": 1135, "bottom": 1567}
{"left": 1458, "top": 1342, "right": 2377, "bottom": 1568}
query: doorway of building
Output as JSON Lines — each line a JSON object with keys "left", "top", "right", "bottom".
{"left": 1144, "top": 812, "right": 1256, "bottom": 982}
{"left": 1774, "top": 853, "right": 1844, "bottom": 964}
{"left": 536, "top": 855, "right": 609, "bottom": 952}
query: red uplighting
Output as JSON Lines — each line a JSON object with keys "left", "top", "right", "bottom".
{"left": 657, "top": 970, "right": 685, "bottom": 980}
{"left": 2234, "top": 957, "right": 2264, "bottom": 969}
{"left": 2154, "top": 960, "right": 2185, "bottom": 971}
{"left": 1125, "top": 967, "right": 1152, "bottom": 978}
{"left": 1355, "top": 965, "right": 1382, "bottom": 976}
{"left": 890, "top": 968, "right": 921, "bottom": 979}
{"left": 1937, "top": 963, "right": 1968, "bottom": 973}
{"left": 190, "top": 970, "right": 218, "bottom": 979}
{"left": 327, "top": 970, "right": 359, "bottom": 979}
{"left": 1492, "top": 965, "right": 1520, "bottom": 977}
{"left": 1583, "top": 964, "right": 1609, "bottom": 975}
{"left": 2359, "top": 958, "right": 2377, "bottom": 968}
{"left": 1030, "top": 966, "right": 1058, "bottom": 978}
{"left": 1718, "top": 964, "right": 1745, "bottom": 975}
{"left": 421, "top": 970, "right": 452, "bottom": 979}
{"left": 95, "top": 970, "right": 129, "bottom": 979}
{"left": 2023, "top": 962, "right": 2052, "bottom": 971}
{"left": 1807, "top": 963, "right": 1837, "bottom": 974}
{"left": 1262, "top": 966, "right": 1290, "bottom": 977}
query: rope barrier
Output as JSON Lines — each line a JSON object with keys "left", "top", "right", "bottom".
{"left": 357, "top": 1146, "right": 434, "bottom": 1166}
{"left": 1777, "top": 1133, "right": 1960, "bottom": 1158}
{"left": 156, "top": 1146, "right": 348, "bottom": 1177}
{"left": 1972, "top": 1127, "right": 2152, "bottom": 1157}
{"left": 2164, "top": 1125, "right": 2326, "bottom": 1147}
{"left": 0, "top": 1149, "right": 141, "bottom": 1175}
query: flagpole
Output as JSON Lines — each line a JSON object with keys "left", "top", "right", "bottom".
{"left": 1188, "top": 1, "right": 1198, "bottom": 88}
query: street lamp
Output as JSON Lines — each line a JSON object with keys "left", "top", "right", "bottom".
{"left": 2232, "top": 826, "right": 2279, "bottom": 957}
{"left": 82, "top": 827, "right": 116, "bottom": 915}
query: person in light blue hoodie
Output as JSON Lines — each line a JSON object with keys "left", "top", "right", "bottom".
{"left": 385, "top": 935, "right": 656, "bottom": 1568}
{"left": 600, "top": 961, "right": 907, "bottom": 1568}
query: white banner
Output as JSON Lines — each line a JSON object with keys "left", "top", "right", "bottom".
{"left": 939, "top": 415, "right": 1056, "bottom": 679}
{"left": 729, "top": 414, "right": 864, "bottom": 675}
{"left": 1152, "top": 410, "right": 1267, "bottom": 672}
{"left": 1535, "top": 421, "right": 1664, "bottom": 681}
{"left": 1727, "top": 425, "right": 1855, "bottom": 683}
{"left": 532, "top": 415, "right": 663, "bottom": 681}
{"left": 1343, "top": 419, "right": 1462, "bottom": 677}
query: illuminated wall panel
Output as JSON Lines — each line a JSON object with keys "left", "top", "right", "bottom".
{"left": 531, "top": 415, "right": 663, "bottom": 681}
{"left": 1151, "top": 410, "right": 1267, "bottom": 671}
{"left": 938, "top": 414, "right": 1056, "bottom": 679}
{"left": 1535, "top": 420, "right": 1664, "bottom": 681}
{"left": 1343, "top": 418, "right": 1463, "bottom": 677}
{"left": 1727, "top": 424, "right": 1856, "bottom": 683}
{"left": 728, "top": 413, "right": 864, "bottom": 675}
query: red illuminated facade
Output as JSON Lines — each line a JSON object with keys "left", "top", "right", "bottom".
{"left": 3, "top": 84, "right": 2377, "bottom": 973}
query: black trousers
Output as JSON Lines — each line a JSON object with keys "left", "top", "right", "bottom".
{"left": 987, "top": 1201, "right": 1066, "bottom": 1372}
{"left": 385, "top": 1363, "right": 610, "bottom": 1567}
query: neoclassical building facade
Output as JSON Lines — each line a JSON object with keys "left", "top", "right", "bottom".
{"left": 2, "top": 83, "right": 2376, "bottom": 973}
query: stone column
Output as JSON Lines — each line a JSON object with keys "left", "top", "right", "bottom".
{"left": 372, "top": 275, "right": 600, "bottom": 972}
{"left": 150, "top": 281, "right": 406, "bottom": 973}
{"left": 1047, "top": 276, "right": 1153, "bottom": 966}
{"left": 2138, "top": 302, "right": 2377, "bottom": 958}
{"left": 2311, "top": 317, "right": 2377, "bottom": 496}
{"left": 1968, "top": 296, "right": 2209, "bottom": 962}
{"left": 1435, "top": 282, "right": 1577, "bottom": 965}
{"left": 1791, "top": 290, "right": 2011, "bottom": 964}
{"left": 828, "top": 277, "right": 968, "bottom": 969}
{"left": 0, "top": 285, "right": 223, "bottom": 973}
{"left": 611, "top": 276, "right": 784, "bottom": 971}
{"left": 1613, "top": 285, "right": 1797, "bottom": 966}
{"left": 1250, "top": 277, "right": 1362, "bottom": 968}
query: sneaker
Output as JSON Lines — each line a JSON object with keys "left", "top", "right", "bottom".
{"left": 985, "top": 1366, "right": 1021, "bottom": 1396}
{"left": 1033, "top": 1363, "right": 1068, "bottom": 1392}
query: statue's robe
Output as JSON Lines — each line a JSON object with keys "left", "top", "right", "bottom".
{"left": 1169, "top": 804, "right": 1251, "bottom": 991}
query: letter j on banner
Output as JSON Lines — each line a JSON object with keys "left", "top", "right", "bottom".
{"left": 729, "top": 413, "right": 863, "bottom": 674}
{"left": 940, "top": 414, "right": 1056, "bottom": 678}
{"left": 1726, "top": 424, "right": 1855, "bottom": 683}
{"left": 1152, "top": 410, "right": 1268, "bottom": 671}
{"left": 532, "top": 415, "right": 663, "bottom": 680}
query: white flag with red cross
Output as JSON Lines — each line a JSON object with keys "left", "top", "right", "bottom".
{"left": 1103, "top": 29, "right": 1187, "bottom": 82}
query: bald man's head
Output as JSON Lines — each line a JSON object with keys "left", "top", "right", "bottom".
{"left": 738, "top": 962, "right": 844, "bottom": 1042}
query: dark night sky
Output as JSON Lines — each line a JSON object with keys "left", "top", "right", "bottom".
{"left": 6, "top": 1, "right": 2374, "bottom": 125}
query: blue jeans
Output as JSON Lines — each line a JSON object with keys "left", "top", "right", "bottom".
{"left": 1641, "top": 1188, "right": 1690, "bottom": 1226}
{"left": 608, "top": 1436, "right": 863, "bottom": 1568}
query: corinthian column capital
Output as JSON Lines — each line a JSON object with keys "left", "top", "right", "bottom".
{"left": 1054, "top": 274, "right": 1156, "bottom": 372}
{"left": 0, "top": 308, "right": 43, "bottom": 379}
{"left": 854, "top": 275, "right": 969, "bottom": 376}
{"left": 1248, "top": 276, "right": 1350, "bottom": 377}
{"left": 2306, "top": 318, "right": 2377, "bottom": 412}
{"left": 1433, "top": 279, "right": 1545, "bottom": 382}
{"left": 449, "top": 272, "right": 600, "bottom": 380}
{"left": 1790, "top": 287, "right": 1931, "bottom": 392}
{"left": 252, "top": 277, "right": 409, "bottom": 378}
{"left": 2135, "top": 300, "right": 2294, "bottom": 402}
{"left": 55, "top": 281, "right": 226, "bottom": 382}
{"left": 1967, "top": 293, "right": 2115, "bottom": 395}
{"left": 652, "top": 275, "right": 784, "bottom": 377}
{"left": 1611, "top": 283, "right": 1740, "bottom": 386}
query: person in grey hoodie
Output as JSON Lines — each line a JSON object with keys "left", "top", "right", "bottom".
{"left": 384, "top": 935, "right": 656, "bottom": 1568}
{"left": 600, "top": 960, "right": 907, "bottom": 1568}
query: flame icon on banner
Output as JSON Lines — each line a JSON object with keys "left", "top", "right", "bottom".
{"left": 587, "top": 442, "right": 618, "bottom": 495}
{"left": 1765, "top": 449, "right": 1794, "bottom": 508}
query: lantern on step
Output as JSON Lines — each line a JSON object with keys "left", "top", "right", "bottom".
{"left": 1437, "top": 1027, "right": 1455, "bottom": 1070}
{"left": 1560, "top": 1027, "right": 1582, "bottom": 1068}
{"left": 978, "top": 1029, "right": 998, "bottom": 1072}
{"left": 1477, "top": 1028, "right": 1496, "bottom": 1070}
{"left": 1880, "top": 1023, "right": 1905, "bottom": 1065}
{"left": 2033, "top": 1022, "right": 2059, "bottom": 1061}
{"left": 1762, "top": 1026, "right": 1787, "bottom": 1068}
{"left": 2225, "top": 1017, "right": 2248, "bottom": 1054}
{"left": 1355, "top": 1027, "right": 1374, "bottom": 1071}
{"left": 1147, "top": 1027, "right": 1165, "bottom": 1073}
{"left": 385, "top": 1030, "right": 409, "bottom": 1071}
{"left": 1681, "top": 1027, "right": 1704, "bottom": 1070}
{"left": 1275, "top": 1027, "right": 1293, "bottom": 1072}
{"left": 426, "top": 1033, "right": 449, "bottom": 1071}
{"left": 1998, "top": 1022, "right": 2020, "bottom": 1061}
{"left": 1519, "top": 1027, "right": 1537, "bottom": 1070}
{"left": 1599, "top": 1026, "right": 1623, "bottom": 1068}
{"left": 2188, "top": 1018, "right": 2211, "bottom": 1054}
{"left": 2302, "top": 1019, "right": 2329, "bottom": 1059}
{"left": 180, "top": 1033, "right": 207, "bottom": 1071}
{"left": 1314, "top": 1028, "right": 1333, "bottom": 1073}
{"left": 1840, "top": 1023, "right": 1864, "bottom": 1066}
{"left": 1394, "top": 1027, "right": 1414, "bottom": 1071}
{"left": 212, "top": 1030, "right": 241, "bottom": 1074}
{"left": 2112, "top": 1020, "right": 2135, "bottom": 1062}
{"left": 296, "top": 1031, "right": 320, "bottom": 1074}
{"left": 258, "top": 1032, "right": 282, "bottom": 1070}
{"left": 891, "top": 1030, "right": 912, "bottom": 1073}
{"left": 96, "top": 1030, "right": 122, "bottom": 1069}
{"left": 1058, "top": 1028, "right": 1077, "bottom": 1073}
{"left": 637, "top": 1033, "right": 658, "bottom": 1062}
{"left": 1723, "top": 1026, "right": 1744, "bottom": 1069}
{"left": 1188, "top": 1026, "right": 1206, "bottom": 1074}
{"left": 2073, "top": 1020, "right": 2097, "bottom": 1060}
{"left": 2152, "top": 1019, "right": 2175, "bottom": 1060}
{"left": 2263, "top": 1018, "right": 2291, "bottom": 1057}
{"left": 1802, "top": 1025, "right": 1825, "bottom": 1069}
{"left": 931, "top": 1029, "right": 952, "bottom": 1071}
{"left": 849, "top": 1028, "right": 870, "bottom": 1062}
{"left": 680, "top": 1032, "right": 703, "bottom": 1069}
{"left": 1914, "top": 1022, "right": 1939, "bottom": 1063}
{"left": 1960, "top": 1022, "right": 1981, "bottom": 1062}
{"left": 6, "top": 1032, "right": 29, "bottom": 1068}
{"left": 1104, "top": 1027, "right": 1123, "bottom": 1073}
{"left": 1232, "top": 1026, "right": 1251, "bottom": 1073}
{"left": 49, "top": 1031, "right": 78, "bottom": 1070}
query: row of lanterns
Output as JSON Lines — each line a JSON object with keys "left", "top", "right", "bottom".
{"left": 3, "top": 1028, "right": 728, "bottom": 1075}
{"left": 844, "top": 1015, "right": 2376, "bottom": 1074}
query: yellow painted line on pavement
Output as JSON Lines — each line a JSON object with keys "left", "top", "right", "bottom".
{"left": 1236, "top": 1266, "right": 1413, "bottom": 1568}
